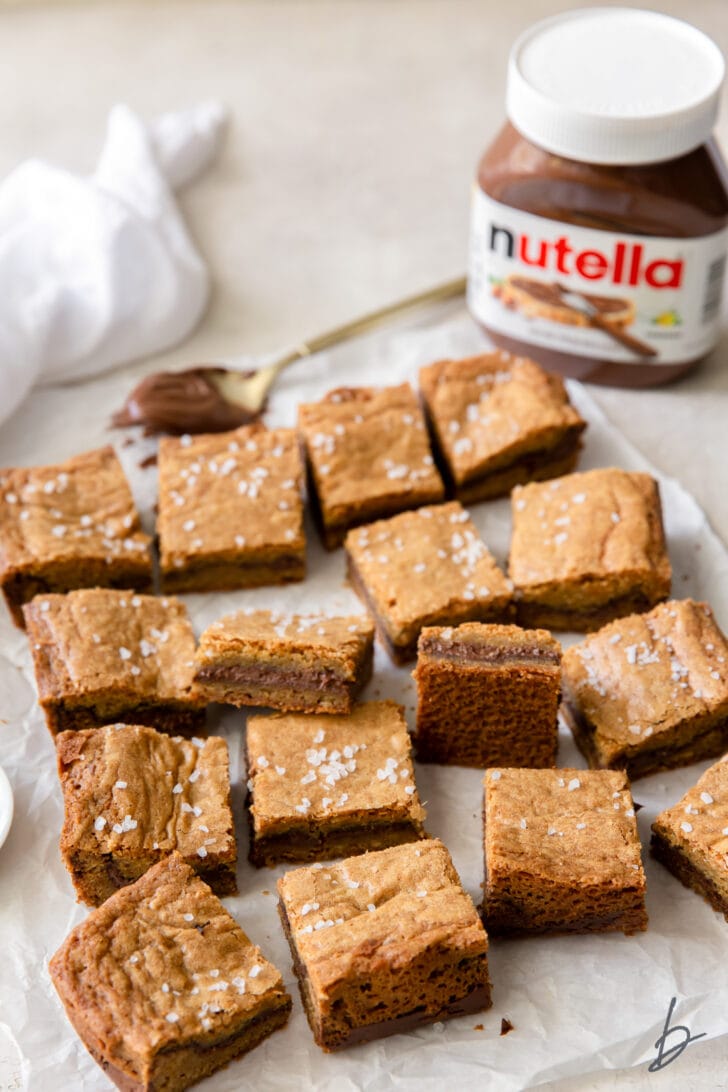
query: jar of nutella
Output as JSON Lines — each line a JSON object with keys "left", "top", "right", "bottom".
{"left": 467, "top": 8, "right": 728, "bottom": 387}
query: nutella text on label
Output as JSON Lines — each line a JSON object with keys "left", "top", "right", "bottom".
{"left": 488, "top": 224, "right": 684, "bottom": 289}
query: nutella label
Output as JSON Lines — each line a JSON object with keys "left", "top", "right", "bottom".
{"left": 468, "top": 188, "right": 728, "bottom": 365}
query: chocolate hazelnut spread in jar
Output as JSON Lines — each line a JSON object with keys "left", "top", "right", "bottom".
{"left": 468, "top": 8, "right": 728, "bottom": 387}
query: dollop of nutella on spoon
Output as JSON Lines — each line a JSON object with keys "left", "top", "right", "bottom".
{"left": 111, "top": 367, "right": 261, "bottom": 435}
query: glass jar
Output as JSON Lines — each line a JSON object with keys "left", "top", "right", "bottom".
{"left": 467, "top": 8, "right": 728, "bottom": 387}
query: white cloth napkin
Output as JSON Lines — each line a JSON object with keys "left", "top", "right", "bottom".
{"left": 0, "top": 101, "right": 226, "bottom": 428}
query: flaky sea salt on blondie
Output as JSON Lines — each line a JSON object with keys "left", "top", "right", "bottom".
{"left": 419, "top": 351, "right": 586, "bottom": 502}
{"left": 298, "top": 384, "right": 444, "bottom": 548}
{"left": 482, "top": 767, "right": 647, "bottom": 936}
{"left": 24, "top": 588, "right": 205, "bottom": 736}
{"left": 346, "top": 500, "right": 513, "bottom": 662}
{"left": 651, "top": 755, "right": 728, "bottom": 920}
{"left": 158, "top": 424, "right": 305, "bottom": 592}
{"left": 0, "top": 445, "right": 151, "bottom": 628}
{"left": 509, "top": 467, "right": 671, "bottom": 631}
{"left": 58, "top": 724, "right": 237, "bottom": 904}
{"left": 277, "top": 839, "right": 491, "bottom": 1050}
{"left": 246, "top": 700, "right": 425, "bottom": 865}
{"left": 562, "top": 599, "right": 728, "bottom": 779}
{"left": 50, "top": 854, "right": 291, "bottom": 1092}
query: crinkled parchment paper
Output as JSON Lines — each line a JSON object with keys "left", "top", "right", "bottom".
{"left": 1, "top": 313, "right": 727, "bottom": 1091}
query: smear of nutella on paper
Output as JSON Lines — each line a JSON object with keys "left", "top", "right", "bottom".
{"left": 112, "top": 367, "right": 260, "bottom": 436}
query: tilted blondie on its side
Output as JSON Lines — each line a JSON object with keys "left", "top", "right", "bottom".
{"left": 413, "top": 622, "right": 561, "bottom": 767}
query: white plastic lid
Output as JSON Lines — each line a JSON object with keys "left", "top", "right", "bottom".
{"left": 506, "top": 8, "right": 725, "bottom": 165}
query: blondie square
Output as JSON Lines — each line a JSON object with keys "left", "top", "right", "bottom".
{"left": 413, "top": 622, "right": 561, "bottom": 767}
{"left": 23, "top": 588, "right": 205, "bottom": 736}
{"left": 57, "top": 724, "right": 237, "bottom": 905}
{"left": 195, "top": 609, "right": 374, "bottom": 714}
{"left": 482, "top": 767, "right": 647, "bottom": 936}
{"left": 509, "top": 468, "right": 671, "bottom": 631}
{"left": 345, "top": 500, "right": 514, "bottom": 663}
{"left": 157, "top": 424, "right": 305, "bottom": 592}
{"left": 298, "top": 384, "right": 445, "bottom": 549}
{"left": 49, "top": 854, "right": 291, "bottom": 1092}
{"left": 562, "top": 599, "right": 728, "bottom": 780}
{"left": 246, "top": 701, "right": 425, "bottom": 865}
{"left": 419, "top": 352, "right": 586, "bottom": 502}
{"left": 651, "top": 756, "right": 728, "bottom": 920}
{"left": 0, "top": 445, "right": 152, "bottom": 628}
{"left": 277, "top": 838, "right": 491, "bottom": 1050}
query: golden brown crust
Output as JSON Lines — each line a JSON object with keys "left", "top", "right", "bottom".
{"left": 562, "top": 599, "right": 728, "bottom": 778}
{"left": 246, "top": 701, "right": 425, "bottom": 865}
{"left": 279, "top": 839, "right": 487, "bottom": 981}
{"left": 60, "top": 998, "right": 291, "bottom": 1092}
{"left": 509, "top": 468, "right": 671, "bottom": 630}
{"left": 298, "top": 384, "right": 444, "bottom": 547}
{"left": 345, "top": 501, "right": 513, "bottom": 661}
{"left": 195, "top": 609, "right": 374, "bottom": 713}
{"left": 157, "top": 425, "right": 306, "bottom": 591}
{"left": 419, "top": 351, "right": 585, "bottom": 494}
{"left": 23, "top": 589, "right": 205, "bottom": 735}
{"left": 57, "top": 724, "right": 237, "bottom": 904}
{"left": 651, "top": 756, "right": 728, "bottom": 918}
{"left": 49, "top": 855, "right": 291, "bottom": 1090}
{"left": 483, "top": 767, "right": 647, "bottom": 936}
{"left": 0, "top": 446, "right": 152, "bottom": 627}
{"left": 413, "top": 622, "right": 561, "bottom": 767}
{"left": 277, "top": 839, "right": 491, "bottom": 1049}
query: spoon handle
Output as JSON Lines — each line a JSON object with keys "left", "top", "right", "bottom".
{"left": 272, "top": 274, "right": 467, "bottom": 371}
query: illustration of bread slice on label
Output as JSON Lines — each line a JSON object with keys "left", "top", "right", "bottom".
{"left": 496, "top": 275, "right": 635, "bottom": 328}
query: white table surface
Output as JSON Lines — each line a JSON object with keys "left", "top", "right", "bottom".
{"left": 1, "top": 1, "right": 727, "bottom": 1089}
